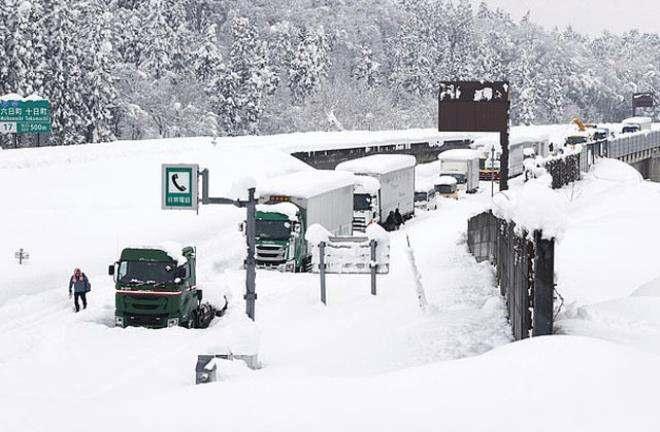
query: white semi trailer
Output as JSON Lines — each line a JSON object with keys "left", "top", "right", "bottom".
{"left": 255, "top": 170, "right": 354, "bottom": 272}
{"left": 437, "top": 149, "right": 481, "bottom": 193}
{"left": 336, "top": 154, "right": 416, "bottom": 232}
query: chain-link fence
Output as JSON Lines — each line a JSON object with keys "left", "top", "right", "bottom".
{"left": 467, "top": 211, "right": 555, "bottom": 340}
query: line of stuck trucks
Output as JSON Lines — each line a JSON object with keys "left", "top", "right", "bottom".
{"left": 253, "top": 151, "right": 487, "bottom": 272}
{"left": 106, "top": 150, "right": 487, "bottom": 330}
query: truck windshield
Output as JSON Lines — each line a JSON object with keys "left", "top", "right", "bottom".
{"left": 118, "top": 261, "right": 176, "bottom": 284}
{"left": 353, "top": 194, "right": 372, "bottom": 211}
{"left": 256, "top": 219, "right": 291, "bottom": 240}
{"left": 415, "top": 192, "right": 428, "bottom": 202}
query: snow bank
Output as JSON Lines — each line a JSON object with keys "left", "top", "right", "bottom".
{"left": 335, "top": 154, "right": 416, "bottom": 175}
{"left": 632, "top": 277, "right": 660, "bottom": 298}
{"left": 591, "top": 158, "right": 642, "bottom": 183}
{"left": 492, "top": 175, "right": 567, "bottom": 239}
{"left": 258, "top": 170, "right": 354, "bottom": 199}
{"left": 256, "top": 202, "right": 299, "bottom": 221}
{"left": 20, "top": 335, "right": 660, "bottom": 432}
{"left": 437, "top": 149, "right": 481, "bottom": 161}
{"left": 415, "top": 160, "right": 443, "bottom": 178}
{"left": 228, "top": 176, "right": 257, "bottom": 201}
{"left": 305, "top": 223, "right": 332, "bottom": 245}
{"left": 415, "top": 176, "right": 436, "bottom": 192}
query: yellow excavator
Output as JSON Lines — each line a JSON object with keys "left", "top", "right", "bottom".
{"left": 565, "top": 116, "right": 593, "bottom": 146}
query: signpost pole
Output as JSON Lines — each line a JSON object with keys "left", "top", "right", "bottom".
{"left": 499, "top": 126, "right": 510, "bottom": 192}
{"left": 370, "top": 240, "right": 377, "bottom": 296}
{"left": 319, "top": 242, "right": 327, "bottom": 305}
{"left": 490, "top": 146, "right": 495, "bottom": 197}
{"left": 245, "top": 187, "right": 257, "bottom": 320}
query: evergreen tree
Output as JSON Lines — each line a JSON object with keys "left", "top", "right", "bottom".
{"left": 193, "top": 24, "right": 223, "bottom": 82}
{"left": 288, "top": 27, "right": 330, "bottom": 104}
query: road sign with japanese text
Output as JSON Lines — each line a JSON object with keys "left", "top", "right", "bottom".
{"left": 0, "top": 99, "right": 52, "bottom": 134}
{"left": 162, "top": 164, "right": 199, "bottom": 210}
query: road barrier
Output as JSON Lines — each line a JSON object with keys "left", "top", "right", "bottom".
{"left": 467, "top": 211, "right": 555, "bottom": 340}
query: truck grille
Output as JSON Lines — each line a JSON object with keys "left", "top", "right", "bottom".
{"left": 125, "top": 313, "right": 169, "bottom": 328}
{"left": 256, "top": 244, "right": 286, "bottom": 264}
{"left": 353, "top": 217, "right": 367, "bottom": 232}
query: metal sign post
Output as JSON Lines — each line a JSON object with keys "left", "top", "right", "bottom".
{"left": 319, "top": 242, "right": 327, "bottom": 304}
{"left": 0, "top": 99, "right": 52, "bottom": 134}
{"left": 14, "top": 248, "right": 29, "bottom": 265}
{"left": 632, "top": 92, "right": 655, "bottom": 117}
{"left": 438, "top": 80, "right": 511, "bottom": 190}
{"left": 161, "top": 164, "right": 257, "bottom": 321}
{"left": 312, "top": 235, "right": 389, "bottom": 304}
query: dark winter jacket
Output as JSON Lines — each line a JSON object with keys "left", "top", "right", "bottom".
{"left": 384, "top": 212, "right": 397, "bottom": 232}
{"left": 394, "top": 209, "right": 404, "bottom": 226}
{"left": 69, "top": 274, "right": 90, "bottom": 294}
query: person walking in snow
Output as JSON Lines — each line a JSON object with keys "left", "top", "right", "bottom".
{"left": 394, "top": 208, "right": 404, "bottom": 229}
{"left": 69, "top": 268, "right": 91, "bottom": 312}
{"left": 384, "top": 211, "right": 397, "bottom": 232}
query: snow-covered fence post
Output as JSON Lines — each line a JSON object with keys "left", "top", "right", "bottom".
{"left": 369, "top": 239, "right": 377, "bottom": 296}
{"left": 533, "top": 230, "right": 555, "bottom": 336}
{"left": 319, "top": 241, "right": 327, "bottom": 305}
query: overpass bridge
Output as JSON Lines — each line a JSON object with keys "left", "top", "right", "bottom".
{"left": 604, "top": 130, "right": 660, "bottom": 181}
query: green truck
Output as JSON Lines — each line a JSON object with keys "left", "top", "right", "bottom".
{"left": 254, "top": 171, "right": 355, "bottom": 272}
{"left": 108, "top": 246, "right": 225, "bottom": 328}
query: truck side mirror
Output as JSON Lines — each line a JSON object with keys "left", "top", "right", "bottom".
{"left": 238, "top": 222, "right": 245, "bottom": 233}
{"left": 175, "top": 266, "right": 187, "bottom": 279}
{"left": 108, "top": 265, "right": 115, "bottom": 276}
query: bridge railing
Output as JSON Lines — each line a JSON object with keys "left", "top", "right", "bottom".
{"left": 606, "top": 130, "right": 660, "bottom": 159}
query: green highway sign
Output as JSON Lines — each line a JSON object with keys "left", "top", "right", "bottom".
{"left": 0, "top": 99, "right": 52, "bottom": 134}
{"left": 162, "top": 164, "right": 199, "bottom": 210}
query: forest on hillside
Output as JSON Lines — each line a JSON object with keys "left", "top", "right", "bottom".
{"left": 1, "top": 0, "right": 658, "bottom": 147}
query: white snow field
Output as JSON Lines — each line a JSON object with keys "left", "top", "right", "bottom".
{"left": 1, "top": 131, "right": 660, "bottom": 431}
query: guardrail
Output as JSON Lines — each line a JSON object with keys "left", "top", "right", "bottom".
{"left": 606, "top": 130, "right": 660, "bottom": 159}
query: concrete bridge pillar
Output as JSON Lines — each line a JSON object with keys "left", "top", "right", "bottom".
{"left": 650, "top": 150, "right": 660, "bottom": 183}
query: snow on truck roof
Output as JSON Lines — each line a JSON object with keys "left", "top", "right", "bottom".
{"left": 258, "top": 170, "right": 355, "bottom": 199}
{"left": 437, "top": 176, "right": 458, "bottom": 185}
{"left": 335, "top": 154, "right": 416, "bottom": 175}
{"left": 437, "top": 149, "right": 481, "bottom": 161}
{"left": 351, "top": 174, "right": 381, "bottom": 194}
{"left": 415, "top": 177, "right": 436, "bottom": 192}
{"left": 256, "top": 202, "right": 299, "bottom": 221}
{"left": 622, "top": 117, "right": 652, "bottom": 124}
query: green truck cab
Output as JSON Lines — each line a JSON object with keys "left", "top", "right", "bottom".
{"left": 255, "top": 202, "right": 306, "bottom": 272}
{"left": 254, "top": 171, "right": 355, "bottom": 273}
{"left": 108, "top": 246, "right": 216, "bottom": 329}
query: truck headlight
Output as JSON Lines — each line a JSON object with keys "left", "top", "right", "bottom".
{"left": 167, "top": 318, "right": 179, "bottom": 327}
{"left": 115, "top": 316, "right": 124, "bottom": 327}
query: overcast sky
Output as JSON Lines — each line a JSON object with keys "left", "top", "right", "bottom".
{"left": 474, "top": 0, "right": 660, "bottom": 35}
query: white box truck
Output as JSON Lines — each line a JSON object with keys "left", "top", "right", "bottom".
{"left": 336, "top": 154, "right": 416, "bottom": 231}
{"left": 622, "top": 117, "right": 652, "bottom": 134}
{"left": 256, "top": 170, "right": 354, "bottom": 272}
{"left": 437, "top": 149, "right": 480, "bottom": 193}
